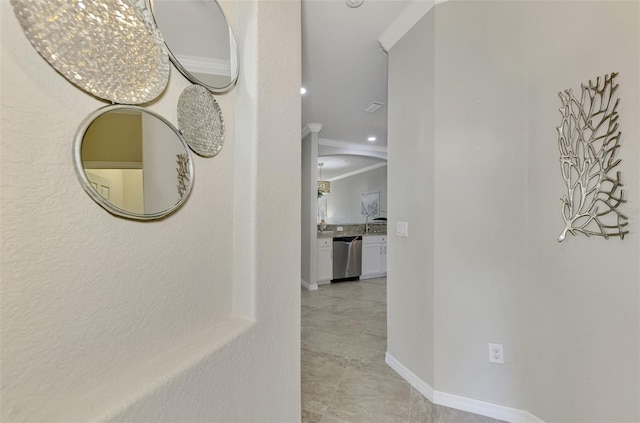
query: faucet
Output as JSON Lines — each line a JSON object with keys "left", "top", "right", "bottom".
{"left": 365, "top": 214, "right": 375, "bottom": 233}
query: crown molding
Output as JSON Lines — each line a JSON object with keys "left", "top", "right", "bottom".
{"left": 302, "top": 123, "right": 323, "bottom": 139}
{"left": 378, "top": 0, "right": 444, "bottom": 53}
{"left": 175, "top": 54, "right": 231, "bottom": 76}
{"left": 328, "top": 162, "right": 387, "bottom": 182}
{"left": 319, "top": 138, "right": 388, "bottom": 153}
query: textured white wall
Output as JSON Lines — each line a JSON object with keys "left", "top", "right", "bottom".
{"left": 325, "top": 165, "right": 388, "bottom": 224}
{"left": 0, "top": 0, "right": 301, "bottom": 421}
{"left": 387, "top": 1, "right": 639, "bottom": 421}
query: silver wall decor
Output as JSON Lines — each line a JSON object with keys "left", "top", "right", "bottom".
{"left": 557, "top": 72, "right": 628, "bottom": 242}
{"left": 176, "top": 154, "right": 191, "bottom": 198}
{"left": 177, "top": 85, "right": 225, "bottom": 157}
{"left": 11, "top": 0, "right": 170, "bottom": 104}
{"left": 360, "top": 192, "right": 380, "bottom": 217}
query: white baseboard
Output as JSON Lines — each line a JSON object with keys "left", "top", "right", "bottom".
{"left": 385, "top": 352, "right": 545, "bottom": 423}
{"left": 385, "top": 352, "right": 434, "bottom": 401}
{"left": 301, "top": 278, "right": 318, "bottom": 291}
{"left": 434, "top": 390, "right": 544, "bottom": 423}
{"left": 360, "top": 272, "right": 387, "bottom": 280}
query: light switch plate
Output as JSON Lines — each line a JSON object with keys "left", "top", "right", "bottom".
{"left": 397, "top": 222, "right": 408, "bottom": 237}
{"left": 337, "top": 226, "right": 344, "bottom": 232}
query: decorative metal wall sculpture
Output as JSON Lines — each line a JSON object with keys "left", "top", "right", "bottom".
{"left": 176, "top": 154, "right": 191, "bottom": 198}
{"left": 557, "top": 72, "right": 628, "bottom": 242}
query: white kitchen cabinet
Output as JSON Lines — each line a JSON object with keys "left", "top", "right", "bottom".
{"left": 317, "top": 238, "right": 333, "bottom": 283}
{"left": 362, "top": 235, "right": 387, "bottom": 279}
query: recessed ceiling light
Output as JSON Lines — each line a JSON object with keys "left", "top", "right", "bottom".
{"left": 300, "top": 87, "right": 307, "bottom": 95}
{"left": 368, "top": 136, "right": 376, "bottom": 142}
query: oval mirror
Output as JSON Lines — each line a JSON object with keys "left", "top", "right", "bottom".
{"left": 73, "top": 105, "right": 194, "bottom": 220}
{"left": 148, "top": 0, "right": 239, "bottom": 93}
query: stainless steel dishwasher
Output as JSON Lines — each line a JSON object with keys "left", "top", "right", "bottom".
{"left": 332, "top": 236, "right": 362, "bottom": 282}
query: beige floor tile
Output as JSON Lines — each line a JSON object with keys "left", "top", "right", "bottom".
{"left": 323, "top": 368, "right": 411, "bottom": 423}
{"left": 302, "top": 409, "right": 324, "bottom": 423}
{"left": 434, "top": 405, "right": 497, "bottom": 423}
{"left": 409, "top": 388, "right": 434, "bottom": 422}
{"left": 348, "top": 352, "right": 404, "bottom": 381}
{"left": 302, "top": 339, "right": 352, "bottom": 367}
{"left": 302, "top": 380, "right": 337, "bottom": 414}
{"left": 349, "top": 332, "right": 387, "bottom": 356}
{"left": 302, "top": 350, "right": 348, "bottom": 386}
{"left": 318, "top": 415, "right": 351, "bottom": 423}
{"left": 302, "top": 325, "right": 358, "bottom": 348}
{"left": 363, "top": 319, "right": 387, "bottom": 337}
{"left": 301, "top": 279, "right": 502, "bottom": 423}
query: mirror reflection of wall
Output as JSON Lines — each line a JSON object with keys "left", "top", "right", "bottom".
{"left": 326, "top": 168, "right": 387, "bottom": 224}
{"left": 150, "top": 0, "right": 238, "bottom": 91}
{"left": 76, "top": 107, "right": 194, "bottom": 220}
{"left": 318, "top": 196, "right": 327, "bottom": 224}
{"left": 139, "top": 111, "right": 188, "bottom": 214}
{"left": 82, "top": 111, "right": 145, "bottom": 214}
{"left": 317, "top": 155, "right": 387, "bottom": 224}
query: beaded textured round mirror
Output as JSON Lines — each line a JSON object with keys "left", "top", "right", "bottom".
{"left": 11, "top": 0, "right": 170, "bottom": 104}
{"left": 177, "top": 85, "right": 225, "bottom": 157}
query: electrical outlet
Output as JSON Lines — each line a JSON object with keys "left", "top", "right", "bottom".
{"left": 489, "top": 343, "right": 504, "bottom": 364}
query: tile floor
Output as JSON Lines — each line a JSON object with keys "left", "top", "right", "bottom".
{"left": 301, "top": 278, "right": 504, "bottom": 423}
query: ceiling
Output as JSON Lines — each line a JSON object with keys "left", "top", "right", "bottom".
{"left": 301, "top": 0, "right": 410, "bottom": 154}
{"left": 319, "top": 154, "right": 387, "bottom": 180}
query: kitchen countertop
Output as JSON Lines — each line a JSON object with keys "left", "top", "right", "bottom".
{"left": 317, "top": 223, "right": 386, "bottom": 238}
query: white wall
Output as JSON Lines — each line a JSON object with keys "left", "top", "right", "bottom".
{"left": 0, "top": 0, "right": 301, "bottom": 421}
{"left": 301, "top": 130, "right": 319, "bottom": 287}
{"left": 387, "top": 1, "right": 639, "bottom": 421}
{"left": 325, "top": 165, "right": 387, "bottom": 224}
{"left": 433, "top": 1, "right": 529, "bottom": 410}
{"left": 523, "top": 2, "right": 639, "bottom": 421}
{"left": 387, "top": 8, "right": 435, "bottom": 388}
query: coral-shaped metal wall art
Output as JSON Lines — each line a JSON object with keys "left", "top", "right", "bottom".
{"left": 176, "top": 154, "right": 191, "bottom": 198}
{"left": 557, "top": 72, "right": 628, "bottom": 242}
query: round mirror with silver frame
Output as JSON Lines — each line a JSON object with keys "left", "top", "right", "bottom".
{"left": 73, "top": 105, "right": 194, "bottom": 220}
{"left": 147, "top": 0, "right": 239, "bottom": 93}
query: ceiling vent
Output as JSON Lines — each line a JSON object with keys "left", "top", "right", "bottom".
{"left": 364, "top": 102, "right": 385, "bottom": 113}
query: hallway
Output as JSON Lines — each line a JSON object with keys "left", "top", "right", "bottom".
{"left": 301, "top": 278, "right": 501, "bottom": 423}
